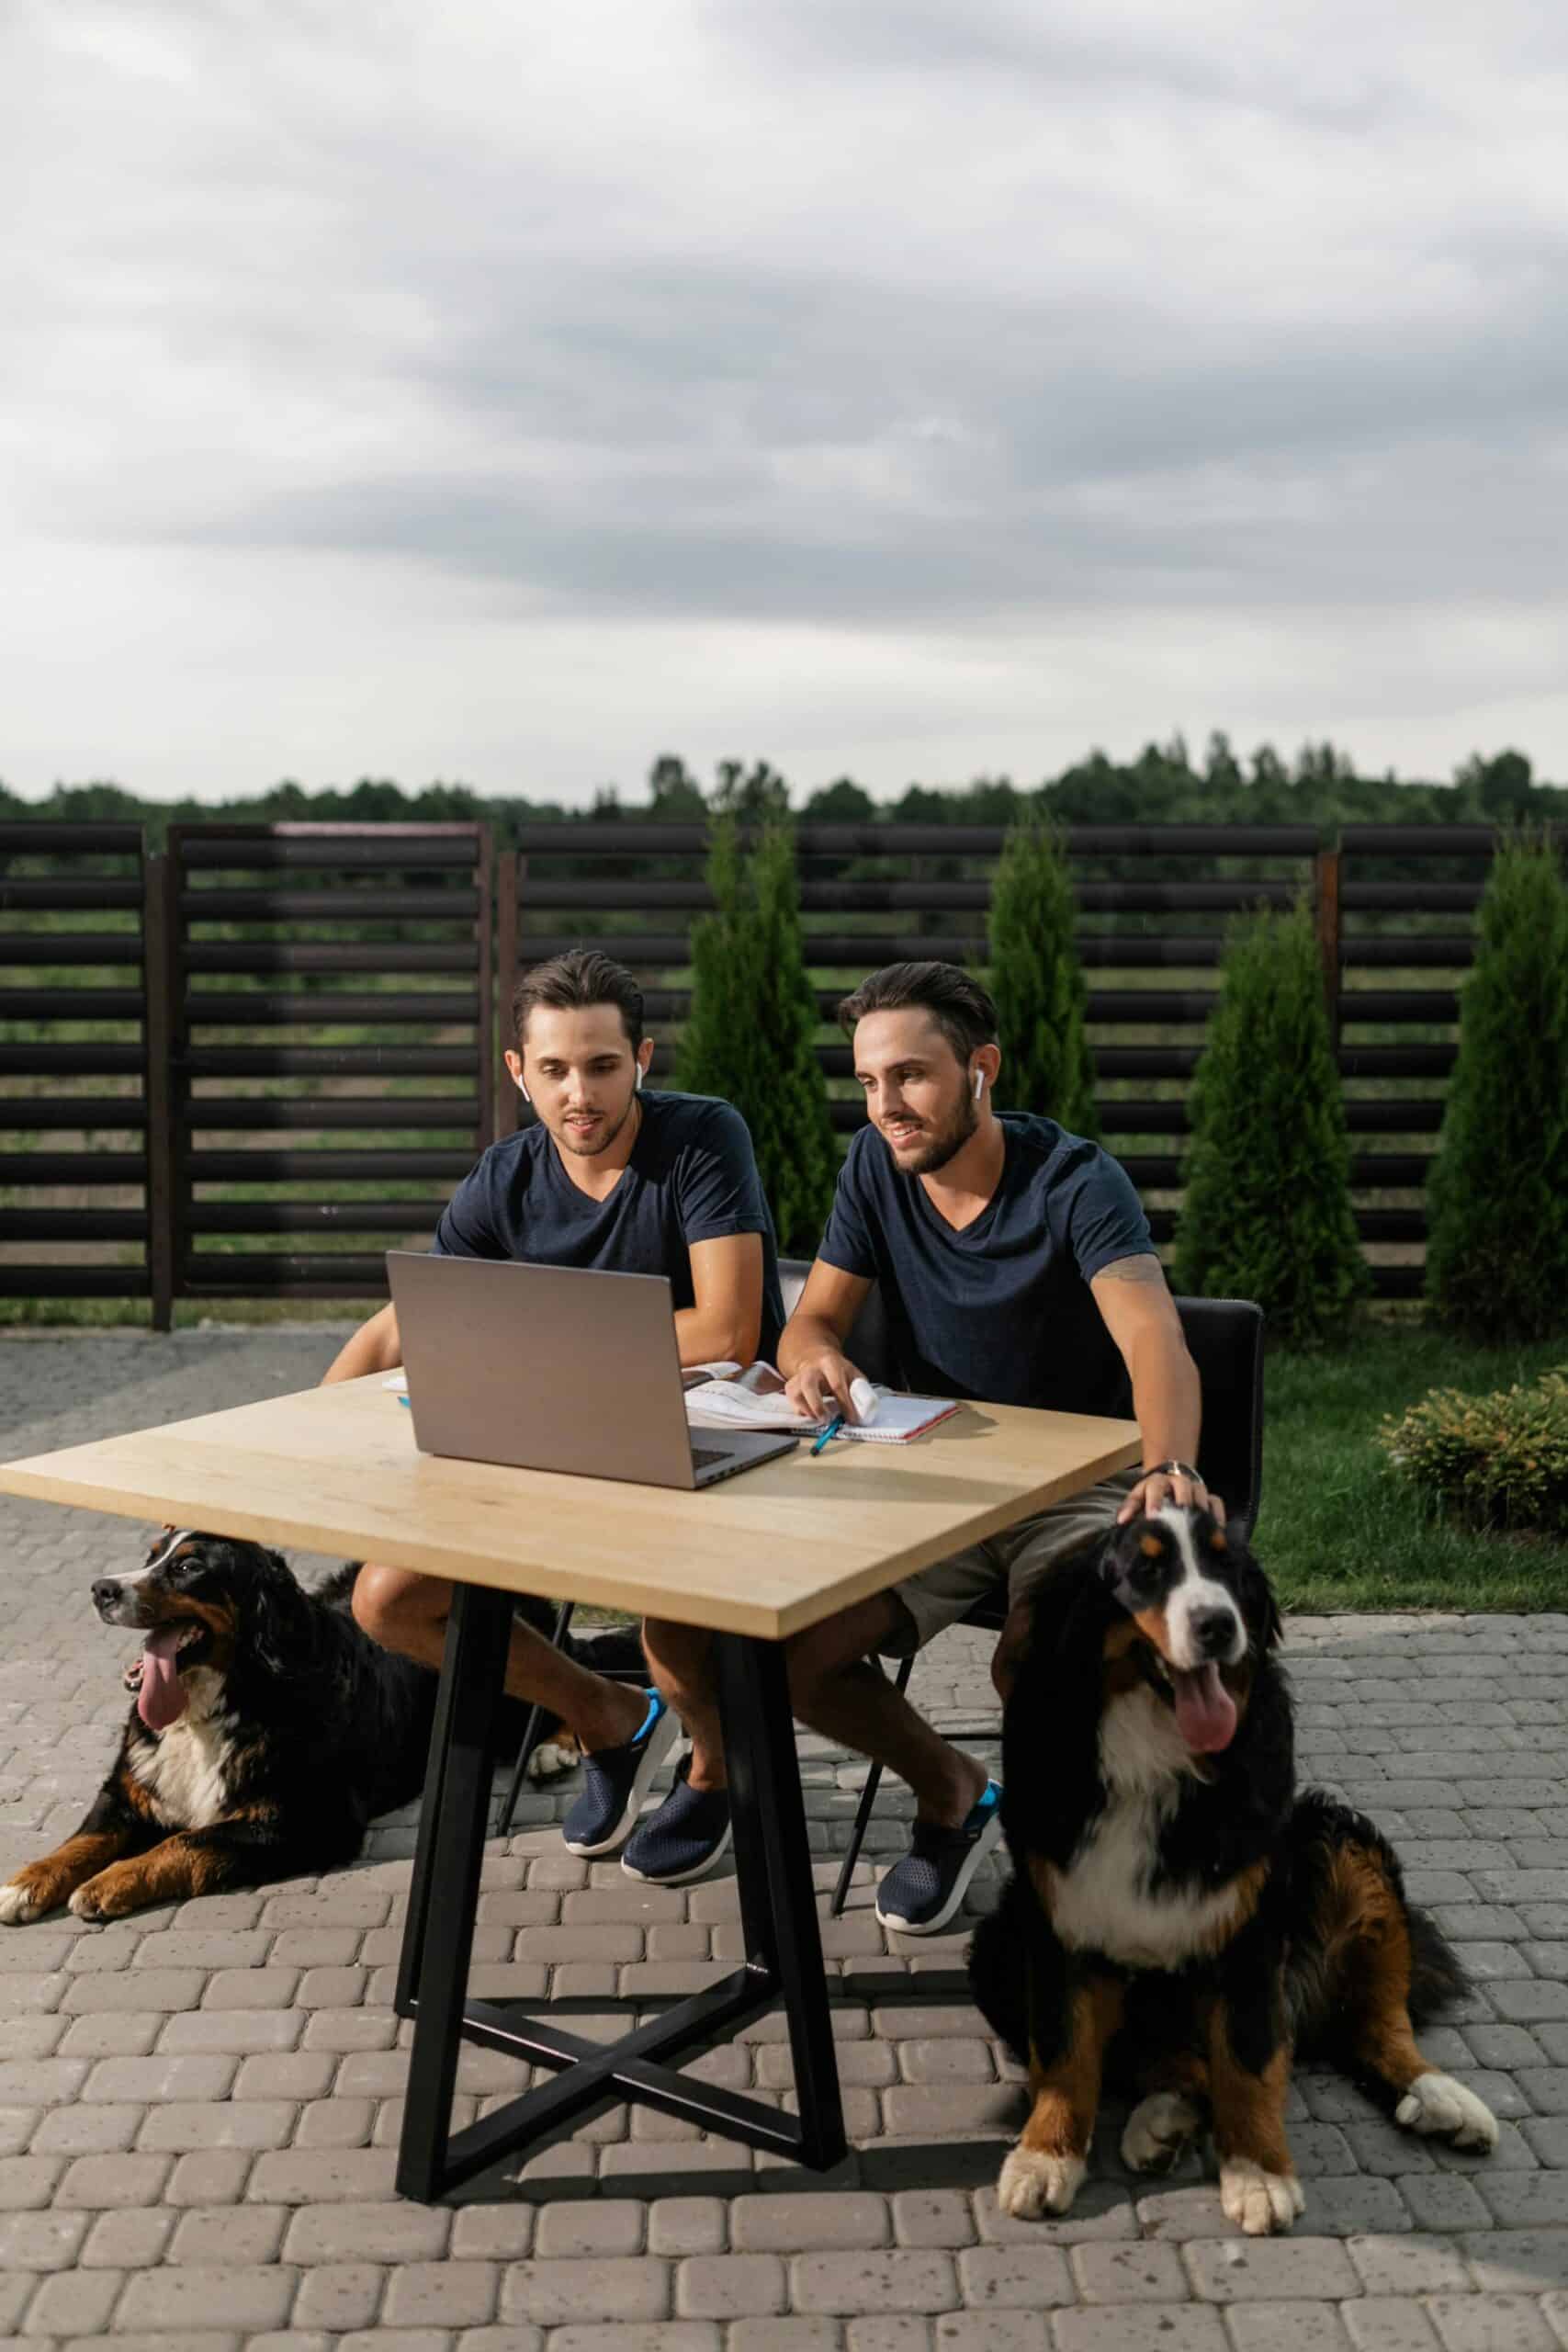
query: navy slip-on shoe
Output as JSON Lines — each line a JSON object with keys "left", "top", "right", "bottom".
{"left": 560, "top": 1690, "right": 679, "bottom": 1858}
{"left": 874, "top": 1779, "right": 1003, "bottom": 1936}
{"left": 620, "top": 1753, "right": 734, "bottom": 1885}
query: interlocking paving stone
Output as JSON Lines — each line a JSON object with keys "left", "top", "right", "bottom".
{"left": 1052, "top": 2309, "right": 1229, "bottom": 2350}
{"left": 1224, "top": 2307, "right": 1358, "bottom": 2350}
{"left": 1424, "top": 2297, "right": 1561, "bottom": 2350}
{"left": 115, "top": 2259, "right": 299, "bottom": 2330}
{"left": 1, "top": 1330, "right": 1566, "bottom": 2345}
{"left": 500, "top": 2255, "right": 673, "bottom": 2323}
{"left": 1341, "top": 2298, "right": 1449, "bottom": 2350}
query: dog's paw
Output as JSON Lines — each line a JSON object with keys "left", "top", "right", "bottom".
{"left": 0, "top": 1879, "right": 44, "bottom": 1927}
{"left": 1122, "top": 2091, "right": 1202, "bottom": 2174}
{"left": 996, "top": 2146, "right": 1086, "bottom": 2220}
{"left": 1395, "top": 2071, "right": 1499, "bottom": 2152}
{"left": 68, "top": 1873, "right": 137, "bottom": 1923}
{"left": 526, "top": 1738, "right": 580, "bottom": 1783}
{"left": 1219, "top": 2157, "right": 1304, "bottom": 2235}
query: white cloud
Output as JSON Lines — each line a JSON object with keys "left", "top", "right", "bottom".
{"left": 1, "top": 0, "right": 1565, "bottom": 801}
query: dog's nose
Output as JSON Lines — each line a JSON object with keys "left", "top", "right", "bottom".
{"left": 1190, "top": 1606, "right": 1239, "bottom": 1660}
{"left": 91, "top": 1579, "right": 121, "bottom": 1613}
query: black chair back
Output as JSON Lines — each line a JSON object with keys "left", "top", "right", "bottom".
{"left": 1174, "top": 1295, "right": 1264, "bottom": 1541}
{"left": 777, "top": 1257, "right": 897, "bottom": 1387}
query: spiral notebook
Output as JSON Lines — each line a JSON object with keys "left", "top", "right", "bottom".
{"left": 684, "top": 1370, "right": 958, "bottom": 1444}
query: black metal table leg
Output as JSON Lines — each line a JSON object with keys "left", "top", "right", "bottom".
{"left": 395, "top": 1578, "right": 513, "bottom": 2200}
{"left": 392, "top": 1600, "right": 846, "bottom": 2199}
{"left": 715, "top": 1633, "right": 846, "bottom": 2169}
{"left": 393, "top": 1589, "right": 474, "bottom": 2018}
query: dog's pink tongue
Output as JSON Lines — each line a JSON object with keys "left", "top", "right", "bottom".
{"left": 137, "top": 1628, "right": 189, "bottom": 1732}
{"left": 1172, "top": 1663, "right": 1236, "bottom": 1753}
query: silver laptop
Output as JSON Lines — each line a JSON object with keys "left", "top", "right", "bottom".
{"left": 386, "top": 1252, "right": 799, "bottom": 1490}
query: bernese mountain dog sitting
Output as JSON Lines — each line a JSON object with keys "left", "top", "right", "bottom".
{"left": 0, "top": 1529, "right": 638, "bottom": 1926}
{"left": 969, "top": 1503, "right": 1497, "bottom": 2237}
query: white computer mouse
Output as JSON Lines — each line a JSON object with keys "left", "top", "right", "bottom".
{"left": 849, "top": 1376, "right": 880, "bottom": 1425}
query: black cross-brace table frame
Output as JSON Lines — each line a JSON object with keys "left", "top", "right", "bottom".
{"left": 391, "top": 1579, "right": 847, "bottom": 2199}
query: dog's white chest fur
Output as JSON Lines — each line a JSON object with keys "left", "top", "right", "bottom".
{"left": 130, "top": 1676, "right": 235, "bottom": 1829}
{"left": 1048, "top": 1685, "right": 1239, "bottom": 1971}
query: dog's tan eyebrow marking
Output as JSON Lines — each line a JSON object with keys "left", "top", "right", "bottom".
{"left": 1139, "top": 1534, "right": 1165, "bottom": 1559}
{"left": 143, "top": 1529, "right": 196, "bottom": 1573}
{"left": 1209, "top": 1529, "right": 1228, "bottom": 1552}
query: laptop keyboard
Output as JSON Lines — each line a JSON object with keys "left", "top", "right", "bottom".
{"left": 690, "top": 1447, "right": 730, "bottom": 1472}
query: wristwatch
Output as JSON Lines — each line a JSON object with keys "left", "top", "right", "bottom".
{"left": 1144, "top": 1459, "right": 1201, "bottom": 1482}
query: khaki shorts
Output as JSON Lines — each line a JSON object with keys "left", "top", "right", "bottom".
{"left": 878, "top": 1466, "right": 1143, "bottom": 1658}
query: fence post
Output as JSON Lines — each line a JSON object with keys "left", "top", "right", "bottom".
{"left": 472, "top": 825, "right": 495, "bottom": 1155}
{"left": 141, "top": 851, "right": 178, "bottom": 1331}
{"left": 1314, "top": 841, "right": 1342, "bottom": 1055}
{"left": 494, "top": 850, "right": 519, "bottom": 1140}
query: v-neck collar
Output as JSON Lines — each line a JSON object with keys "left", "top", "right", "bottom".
{"left": 910, "top": 1125, "right": 1010, "bottom": 1248}
{"left": 547, "top": 1097, "right": 645, "bottom": 1212}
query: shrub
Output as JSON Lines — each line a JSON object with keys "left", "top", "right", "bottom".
{"left": 1377, "top": 1364, "right": 1568, "bottom": 1535}
{"left": 1425, "top": 832, "right": 1568, "bottom": 1341}
{"left": 675, "top": 817, "right": 838, "bottom": 1257}
{"left": 1171, "top": 899, "right": 1368, "bottom": 1347}
{"left": 986, "top": 819, "right": 1097, "bottom": 1134}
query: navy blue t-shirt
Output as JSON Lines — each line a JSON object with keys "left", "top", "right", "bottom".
{"left": 818, "top": 1115, "right": 1155, "bottom": 1418}
{"left": 433, "top": 1090, "right": 786, "bottom": 1363}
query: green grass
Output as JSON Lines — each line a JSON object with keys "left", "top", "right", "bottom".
{"left": 1258, "top": 1318, "right": 1568, "bottom": 1614}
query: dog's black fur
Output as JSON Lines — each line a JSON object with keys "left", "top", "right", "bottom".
{"left": 968, "top": 1507, "right": 1494, "bottom": 2234}
{"left": 0, "top": 1532, "right": 642, "bottom": 1925}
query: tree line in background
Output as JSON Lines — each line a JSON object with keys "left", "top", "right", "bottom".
{"left": 2, "top": 738, "right": 1564, "bottom": 840}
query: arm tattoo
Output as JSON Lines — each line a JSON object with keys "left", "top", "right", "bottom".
{"left": 1092, "top": 1255, "right": 1167, "bottom": 1286}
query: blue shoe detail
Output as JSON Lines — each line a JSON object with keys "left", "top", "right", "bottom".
{"left": 621, "top": 1755, "right": 734, "bottom": 1885}
{"left": 874, "top": 1778, "right": 1003, "bottom": 1936}
{"left": 560, "top": 1690, "right": 679, "bottom": 1858}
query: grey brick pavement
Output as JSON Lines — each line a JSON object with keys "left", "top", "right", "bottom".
{"left": 1, "top": 1327, "right": 1566, "bottom": 2347}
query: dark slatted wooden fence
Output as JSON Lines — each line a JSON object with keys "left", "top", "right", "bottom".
{"left": 0, "top": 824, "right": 152, "bottom": 1301}
{"left": 1, "top": 818, "right": 1558, "bottom": 1319}
{"left": 150, "top": 824, "right": 492, "bottom": 1323}
{"left": 1337, "top": 824, "right": 1491, "bottom": 1299}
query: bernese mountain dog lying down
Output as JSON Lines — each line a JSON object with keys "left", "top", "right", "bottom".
{"left": 0, "top": 1529, "right": 641, "bottom": 1926}
{"left": 968, "top": 1503, "right": 1498, "bottom": 2238}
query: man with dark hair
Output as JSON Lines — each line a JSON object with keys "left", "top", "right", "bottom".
{"left": 636, "top": 959, "right": 1221, "bottom": 1928}
{"left": 323, "top": 945, "right": 786, "bottom": 1863}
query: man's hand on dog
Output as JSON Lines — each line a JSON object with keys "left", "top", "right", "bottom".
{"left": 1117, "top": 1466, "right": 1225, "bottom": 1525}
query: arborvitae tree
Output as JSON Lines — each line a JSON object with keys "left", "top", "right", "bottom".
{"left": 675, "top": 817, "right": 838, "bottom": 1259}
{"left": 1172, "top": 899, "right": 1368, "bottom": 1348}
{"left": 986, "top": 819, "right": 1098, "bottom": 1136}
{"left": 1425, "top": 832, "right": 1568, "bottom": 1340}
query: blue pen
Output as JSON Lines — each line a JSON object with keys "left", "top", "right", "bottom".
{"left": 810, "top": 1413, "right": 845, "bottom": 1456}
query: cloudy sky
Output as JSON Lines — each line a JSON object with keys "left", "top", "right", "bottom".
{"left": 2, "top": 0, "right": 1564, "bottom": 804}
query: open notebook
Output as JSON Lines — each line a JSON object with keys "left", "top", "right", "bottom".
{"left": 684, "top": 1363, "right": 958, "bottom": 1445}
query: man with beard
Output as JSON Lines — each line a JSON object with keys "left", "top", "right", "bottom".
{"left": 633, "top": 962, "right": 1219, "bottom": 1932}
{"left": 323, "top": 946, "right": 785, "bottom": 1864}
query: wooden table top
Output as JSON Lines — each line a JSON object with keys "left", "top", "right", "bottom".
{"left": 0, "top": 1375, "right": 1142, "bottom": 1640}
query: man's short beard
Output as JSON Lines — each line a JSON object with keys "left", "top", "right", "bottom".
{"left": 893, "top": 1093, "right": 978, "bottom": 1177}
{"left": 557, "top": 1097, "right": 637, "bottom": 1158}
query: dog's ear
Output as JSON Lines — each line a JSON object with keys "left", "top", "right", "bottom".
{"left": 243, "top": 1552, "right": 315, "bottom": 1678}
{"left": 1008, "top": 1536, "right": 1120, "bottom": 1709}
{"left": 1232, "top": 1532, "right": 1282, "bottom": 1654}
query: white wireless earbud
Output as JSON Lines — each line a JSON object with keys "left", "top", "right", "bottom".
{"left": 973, "top": 1069, "right": 985, "bottom": 1102}
{"left": 635, "top": 1067, "right": 643, "bottom": 1091}
{"left": 515, "top": 1076, "right": 531, "bottom": 1104}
